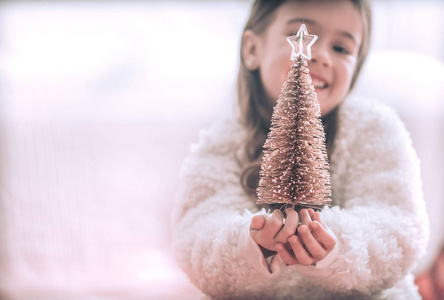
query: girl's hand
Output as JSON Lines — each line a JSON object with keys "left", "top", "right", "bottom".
{"left": 250, "top": 208, "right": 299, "bottom": 253}
{"left": 275, "top": 208, "right": 336, "bottom": 266}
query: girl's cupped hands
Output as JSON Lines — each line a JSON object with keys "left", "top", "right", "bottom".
{"left": 250, "top": 208, "right": 336, "bottom": 265}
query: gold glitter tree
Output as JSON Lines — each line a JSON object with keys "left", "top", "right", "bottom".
{"left": 257, "top": 24, "right": 332, "bottom": 209}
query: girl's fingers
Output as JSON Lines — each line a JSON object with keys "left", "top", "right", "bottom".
{"left": 255, "top": 210, "right": 283, "bottom": 247}
{"left": 309, "top": 221, "right": 336, "bottom": 252}
{"left": 250, "top": 210, "right": 284, "bottom": 251}
{"left": 307, "top": 209, "right": 327, "bottom": 228}
{"left": 288, "top": 235, "right": 314, "bottom": 266}
{"left": 299, "top": 209, "right": 312, "bottom": 226}
{"left": 276, "top": 243, "right": 298, "bottom": 265}
{"left": 307, "top": 208, "right": 316, "bottom": 219}
{"left": 274, "top": 208, "right": 299, "bottom": 244}
{"left": 312, "top": 211, "right": 328, "bottom": 228}
{"left": 250, "top": 215, "right": 266, "bottom": 231}
{"left": 249, "top": 215, "right": 266, "bottom": 243}
{"left": 297, "top": 225, "right": 325, "bottom": 260}
{"left": 267, "top": 209, "right": 284, "bottom": 236}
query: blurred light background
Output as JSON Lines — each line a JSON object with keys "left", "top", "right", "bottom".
{"left": 0, "top": 0, "right": 443, "bottom": 299}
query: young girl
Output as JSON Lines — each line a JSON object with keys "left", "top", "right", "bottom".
{"left": 172, "top": 0, "right": 429, "bottom": 299}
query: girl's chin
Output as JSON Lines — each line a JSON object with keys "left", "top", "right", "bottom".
{"left": 315, "top": 89, "right": 332, "bottom": 105}
{"left": 315, "top": 91, "right": 326, "bottom": 103}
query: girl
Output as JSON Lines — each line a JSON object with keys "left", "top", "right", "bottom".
{"left": 171, "top": 0, "right": 429, "bottom": 299}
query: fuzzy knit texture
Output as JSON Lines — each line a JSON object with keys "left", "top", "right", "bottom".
{"left": 171, "top": 97, "right": 429, "bottom": 300}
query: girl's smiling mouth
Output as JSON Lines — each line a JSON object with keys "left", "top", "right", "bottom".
{"left": 311, "top": 74, "right": 329, "bottom": 89}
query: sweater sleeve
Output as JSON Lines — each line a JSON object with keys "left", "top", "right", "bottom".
{"left": 310, "top": 101, "right": 429, "bottom": 295}
{"left": 171, "top": 120, "right": 274, "bottom": 298}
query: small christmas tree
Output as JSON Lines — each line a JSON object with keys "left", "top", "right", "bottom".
{"left": 257, "top": 24, "right": 332, "bottom": 209}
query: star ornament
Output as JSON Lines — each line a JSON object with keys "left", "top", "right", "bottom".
{"left": 287, "top": 24, "right": 318, "bottom": 60}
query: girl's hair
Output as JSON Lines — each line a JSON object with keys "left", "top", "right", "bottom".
{"left": 237, "top": 0, "right": 372, "bottom": 196}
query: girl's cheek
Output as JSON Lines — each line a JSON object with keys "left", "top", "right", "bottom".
{"left": 343, "top": 54, "right": 358, "bottom": 67}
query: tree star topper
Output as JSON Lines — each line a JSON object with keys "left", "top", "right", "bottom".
{"left": 287, "top": 24, "right": 318, "bottom": 60}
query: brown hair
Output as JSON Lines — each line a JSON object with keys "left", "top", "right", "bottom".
{"left": 237, "top": 0, "right": 372, "bottom": 196}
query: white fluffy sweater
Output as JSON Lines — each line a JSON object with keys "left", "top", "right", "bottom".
{"left": 171, "top": 97, "right": 429, "bottom": 299}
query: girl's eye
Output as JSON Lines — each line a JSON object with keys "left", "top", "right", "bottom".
{"left": 333, "top": 45, "right": 350, "bottom": 55}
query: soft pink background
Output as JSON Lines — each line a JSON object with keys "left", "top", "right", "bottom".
{"left": 0, "top": 1, "right": 443, "bottom": 299}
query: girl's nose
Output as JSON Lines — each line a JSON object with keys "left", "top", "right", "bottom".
{"left": 311, "top": 46, "right": 331, "bottom": 68}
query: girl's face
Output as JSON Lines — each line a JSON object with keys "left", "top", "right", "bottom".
{"left": 245, "top": 0, "right": 363, "bottom": 117}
